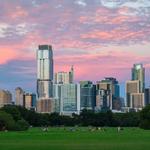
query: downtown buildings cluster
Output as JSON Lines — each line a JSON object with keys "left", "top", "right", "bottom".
{"left": 0, "top": 45, "right": 150, "bottom": 115}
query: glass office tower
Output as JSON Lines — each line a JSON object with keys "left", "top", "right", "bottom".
{"left": 132, "top": 63, "right": 145, "bottom": 92}
{"left": 37, "top": 45, "right": 53, "bottom": 98}
{"left": 80, "top": 81, "right": 96, "bottom": 110}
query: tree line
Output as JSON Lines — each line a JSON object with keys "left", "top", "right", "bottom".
{"left": 0, "top": 105, "right": 150, "bottom": 131}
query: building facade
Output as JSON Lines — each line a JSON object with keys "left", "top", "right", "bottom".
{"left": 126, "top": 80, "right": 140, "bottom": 107}
{"left": 23, "top": 93, "right": 36, "bottom": 110}
{"left": 37, "top": 45, "right": 53, "bottom": 99}
{"left": 15, "top": 87, "right": 24, "bottom": 106}
{"left": 53, "top": 83, "right": 80, "bottom": 115}
{"left": 145, "top": 88, "right": 150, "bottom": 106}
{"left": 96, "top": 77, "right": 120, "bottom": 111}
{"left": 55, "top": 66, "right": 74, "bottom": 84}
{"left": 96, "top": 89, "right": 111, "bottom": 111}
{"left": 36, "top": 98, "right": 54, "bottom": 113}
{"left": 80, "top": 81, "right": 96, "bottom": 110}
{"left": 130, "top": 93, "right": 144, "bottom": 110}
{"left": 126, "top": 80, "right": 145, "bottom": 110}
{"left": 132, "top": 63, "right": 145, "bottom": 92}
{"left": 0, "top": 90, "right": 12, "bottom": 108}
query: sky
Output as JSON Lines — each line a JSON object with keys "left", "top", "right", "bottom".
{"left": 0, "top": 0, "right": 150, "bottom": 98}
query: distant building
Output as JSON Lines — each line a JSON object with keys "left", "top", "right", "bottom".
{"left": 53, "top": 83, "right": 80, "bottom": 115}
{"left": 37, "top": 45, "right": 54, "bottom": 113}
{"left": 36, "top": 98, "right": 54, "bottom": 113}
{"left": 126, "top": 80, "right": 145, "bottom": 110}
{"left": 55, "top": 66, "right": 74, "bottom": 84}
{"left": 69, "top": 66, "right": 74, "bottom": 84}
{"left": 130, "top": 93, "right": 144, "bottom": 110}
{"left": 80, "top": 81, "right": 96, "bottom": 110}
{"left": 132, "top": 63, "right": 145, "bottom": 92}
{"left": 0, "top": 90, "right": 12, "bottom": 108}
{"left": 112, "top": 97, "right": 122, "bottom": 111}
{"left": 145, "top": 88, "right": 150, "bottom": 105}
{"left": 15, "top": 87, "right": 24, "bottom": 106}
{"left": 23, "top": 93, "right": 36, "bottom": 110}
{"left": 96, "top": 77, "right": 120, "bottom": 111}
{"left": 37, "top": 45, "right": 53, "bottom": 99}
{"left": 126, "top": 80, "right": 140, "bottom": 107}
{"left": 125, "top": 63, "right": 145, "bottom": 111}
{"left": 96, "top": 89, "right": 111, "bottom": 111}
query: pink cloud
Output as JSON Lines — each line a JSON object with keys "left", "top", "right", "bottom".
{"left": 55, "top": 50, "right": 150, "bottom": 82}
{"left": 0, "top": 47, "right": 18, "bottom": 64}
{"left": 80, "top": 28, "right": 150, "bottom": 44}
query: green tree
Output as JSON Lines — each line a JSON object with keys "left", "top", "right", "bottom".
{"left": 140, "top": 105, "right": 150, "bottom": 129}
{"left": 0, "top": 111, "right": 15, "bottom": 131}
{"left": 1, "top": 105, "right": 21, "bottom": 121}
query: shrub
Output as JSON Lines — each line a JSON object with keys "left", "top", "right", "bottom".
{"left": 15, "top": 119, "right": 29, "bottom": 131}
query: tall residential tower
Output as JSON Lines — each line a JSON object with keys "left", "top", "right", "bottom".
{"left": 37, "top": 45, "right": 53, "bottom": 99}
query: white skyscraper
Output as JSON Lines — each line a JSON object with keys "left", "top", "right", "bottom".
{"left": 37, "top": 45, "right": 53, "bottom": 99}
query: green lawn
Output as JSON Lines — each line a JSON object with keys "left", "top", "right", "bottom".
{"left": 0, "top": 127, "right": 150, "bottom": 150}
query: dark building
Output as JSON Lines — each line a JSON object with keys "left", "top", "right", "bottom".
{"left": 80, "top": 81, "right": 96, "bottom": 110}
{"left": 145, "top": 88, "right": 150, "bottom": 105}
{"left": 96, "top": 77, "right": 120, "bottom": 110}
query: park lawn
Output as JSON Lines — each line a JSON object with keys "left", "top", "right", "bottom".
{"left": 0, "top": 127, "right": 150, "bottom": 150}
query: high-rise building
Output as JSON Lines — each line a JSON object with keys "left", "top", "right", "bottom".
{"left": 80, "top": 81, "right": 96, "bottom": 110}
{"left": 53, "top": 83, "right": 80, "bottom": 115}
{"left": 15, "top": 87, "right": 24, "bottom": 106}
{"left": 55, "top": 66, "right": 74, "bottom": 84}
{"left": 55, "top": 72, "right": 69, "bottom": 84}
{"left": 96, "top": 77, "right": 120, "bottom": 110}
{"left": 145, "top": 88, "right": 150, "bottom": 105}
{"left": 69, "top": 65, "right": 74, "bottom": 84}
{"left": 132, "top": 63, "right": 145, "bottom": 92}
{"left": 0, "top": 90, "right": 12, "bottom": 108}
{"left": 96, "top": 89, "right": 111, "bottom": 111}
{"left": 37, "top": 45, "right": 53, "bottom": 99}
{"left": 23, "top": 93, "right": 36, "bottom": 110}
{"left": 126, "top": 80, "right": 145, "bottom": 110}
{"left": 126, "top": 80, "right": 140, "bottom": 107}
{"left": 36, "top": 98, "right": 54, "bottom": 113}
{"left": 130, "top": 93, "right": 144, "bottom": 110}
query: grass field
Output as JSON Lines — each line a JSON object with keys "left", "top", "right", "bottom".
{"left": 0, "top": 127, "right": 150, "bottom": 150}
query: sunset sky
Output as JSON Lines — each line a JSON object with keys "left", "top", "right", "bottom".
{"left": 0, "top": 0, "right": 150, "bottom": 97}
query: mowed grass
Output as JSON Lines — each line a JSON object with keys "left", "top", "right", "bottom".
{"left": 0, "top": 127, "right": 150, "bottom": 150}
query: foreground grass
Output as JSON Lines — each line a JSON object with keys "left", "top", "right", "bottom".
{"left": 0, "top": 127, "right": 150, "bottom": 150}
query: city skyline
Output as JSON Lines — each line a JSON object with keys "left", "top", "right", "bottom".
{"left": 0, "top": 0, "right": 150, "bottom": 98}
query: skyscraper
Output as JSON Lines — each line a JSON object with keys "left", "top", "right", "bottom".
{"left": 126, "top": 80, "right": 145, "bottom": 110}
{"left": 69, "top": 65, "right": 74, "bottom": 83}
{"left": 126, "top": 80, "right": 140, "bottom": 107}
{"left": 53, "top": 83, "right": 80, "bottom": 115}
{"left": 37, "top": 45, "right": 53, "bottom": 98}
{"left": 132, "top": 63, "right": 145, "bottom": 92}
{"left": 80, "top": 81, "right": 96, "bottom": 110}
{"left": 96, "top": 77, "right": 120, "bottom": 110}
{"left": 15, "top": 87, "right": 24, "bottom": 106}
{"left": 54, "top": 66, "right": 74, "bottom": 84}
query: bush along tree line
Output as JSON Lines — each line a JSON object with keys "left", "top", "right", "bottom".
{"left": 0, "top": 104, "right": 150, "bottom": 131}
